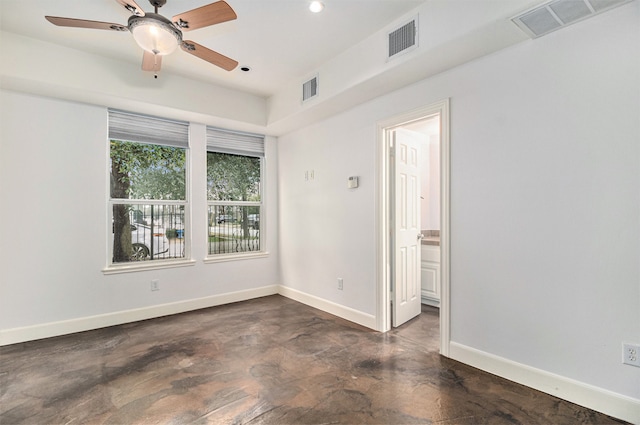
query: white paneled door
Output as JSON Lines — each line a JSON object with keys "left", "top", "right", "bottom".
{"left": 392, "top": 129, "right": 423, "bottom": 327}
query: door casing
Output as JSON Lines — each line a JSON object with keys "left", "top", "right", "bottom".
{"left": 375, "top": 99, "right": 450, "bottom": 357}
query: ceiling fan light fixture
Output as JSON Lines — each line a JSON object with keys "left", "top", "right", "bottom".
{"left": 309, "top": 1, "right": 324, "bottom": 13}
{"left": 129, "top": 13, "right": 182, "bottom": 55}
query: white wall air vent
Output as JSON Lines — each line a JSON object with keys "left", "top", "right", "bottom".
{"left": 302, "top": 75, "right": 318, "bottom": 102}
{"left": 512, "top": 0, "right": 632, "bottom": 38}
{"left": 388, "top": 17, "right": 418, "bottom": 59}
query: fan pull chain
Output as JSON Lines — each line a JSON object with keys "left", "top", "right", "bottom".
{"left": 153, "top": 53, "right": 160, "bottom": 79}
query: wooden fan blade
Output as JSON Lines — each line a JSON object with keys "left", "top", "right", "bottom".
{"left": 142, "top": 51, "right": 162, "bottom": 72}
{"left": 181, "top": 40, "right": 238, "bottom": 71}
{"left": 45, "top": 16, "right": 127, "bottom": 31}
{"left": 172, "top": 1, "right": 236, "bottom": 32}
{"left": 114, "top": 0, "right": 145, "bottom": 16}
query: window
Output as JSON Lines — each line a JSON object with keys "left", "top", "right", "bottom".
{"left": 108, "top": 110, "right": 189, "bottom": 267}
{"left": 206, "top": 127, "right": 264, "bottom": 256}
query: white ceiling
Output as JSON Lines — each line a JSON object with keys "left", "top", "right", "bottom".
{"left": 0, "top": 0, "right": 425, "bottom": 98}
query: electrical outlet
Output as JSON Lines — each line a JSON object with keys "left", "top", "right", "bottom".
{"left": 622, "top": 343, "right": 640, "bottom": 367}
{"left": 337, "top": 278, "right": 343, "bottom": 290}
{"left": 150, "top": 279, "right": 159, "bottom": 291}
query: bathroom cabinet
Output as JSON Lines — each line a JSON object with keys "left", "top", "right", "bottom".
{"left": 421, "top": 245, "right": 440, "bottom": 306}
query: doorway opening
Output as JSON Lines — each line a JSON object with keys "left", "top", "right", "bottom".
{"left": 376, "top": 99, "right": 450, "bottom": 357}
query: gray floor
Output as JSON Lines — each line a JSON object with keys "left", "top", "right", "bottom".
{"left": 0, "top": 295, "right": 627, "bottom": 424}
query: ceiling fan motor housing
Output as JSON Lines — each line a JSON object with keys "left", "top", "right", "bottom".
{"left": 149, "top": 0, "right": 167, "bottom": 8}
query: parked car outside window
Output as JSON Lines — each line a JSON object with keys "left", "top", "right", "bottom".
{"left": 130, "top": 224, "right": 169, "bottom": 260}
{"left": 216, "top": 214, "right": 235, "bottom": 224}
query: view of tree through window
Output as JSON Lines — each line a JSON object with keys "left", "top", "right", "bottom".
{"left": 207, "top": 152, "right": 262, "bottom": 255}
{"left": 110, "top": 140, "right": 187, "bottom": 263}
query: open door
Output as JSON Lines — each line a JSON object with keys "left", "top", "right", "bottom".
{"left": 392, "top": 128, "right": 423, "bottom": 327}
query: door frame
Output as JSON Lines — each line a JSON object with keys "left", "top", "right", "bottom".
{"left": 375, "top": 99, "right": 450, "bottom": 357}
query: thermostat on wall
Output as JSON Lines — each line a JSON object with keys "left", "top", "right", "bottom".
{"left": 348, "top": 176, "right": 359, "bottom": 189}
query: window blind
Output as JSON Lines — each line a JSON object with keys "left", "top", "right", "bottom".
{"left": 206, "top": 126, "right": 264, "bottom": 157}
{"left": 108, "top": 109, "right": 189, "bottom": 148}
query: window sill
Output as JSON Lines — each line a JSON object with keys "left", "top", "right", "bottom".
{"left": 204, "top": 251, "right": 270, "bottom": 264}
{"left": 102, "top": 259, "right": 196, "bottom": 275}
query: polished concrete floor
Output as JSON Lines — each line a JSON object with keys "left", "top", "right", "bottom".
{"left": 0, "top": 295, "right": 627, "bottom": 424}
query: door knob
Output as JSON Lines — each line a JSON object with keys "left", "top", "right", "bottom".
{"left": 417, "top": 233, "right": 424, "bottom": 240}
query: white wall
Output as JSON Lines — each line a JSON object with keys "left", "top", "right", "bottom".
{"left": 0, "top": 91, "right": 280, "bottom": 338}
{"left": 421, "top": 133, "right": 440, "bottom": 231}
{"left": 277, "top": 1, "right": 639, "bottom": 405}
{"left": 404, "top": 117, "right": 441, "bottom": 230}
{"left": 277, "top": 114, "right": 377, "bottom": 316}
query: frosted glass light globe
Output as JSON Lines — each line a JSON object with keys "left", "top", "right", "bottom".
{"left": 129, "top": 14, "right": 182, "bottom": 55}
{"left": 309, "top": 1, "right": 324, "bottom": 13}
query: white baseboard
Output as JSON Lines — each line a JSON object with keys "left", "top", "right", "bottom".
{"left": 0, "top": 285, "right": 379, "bottom": 346}
{"left": 449, "top": 342, "right": 640, "bottom": 424}
{"left": 421, "top": 295, "right": 440, "bottom": 307}
{"left": 277, "top": 285, "right": 377, "bottom": 330}
{"left": 0, "top": 285, "right": 279, "bottom": 346}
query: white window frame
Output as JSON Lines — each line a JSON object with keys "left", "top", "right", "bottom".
{"left": 204, "top": 127, "right": 267, "bottom": 262}
{"left": 103, "top": 109, "right": 195, "bottom": 274}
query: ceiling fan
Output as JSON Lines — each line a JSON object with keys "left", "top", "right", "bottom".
{"left": 45, "top": 0, "right": 238, "bottom": 77}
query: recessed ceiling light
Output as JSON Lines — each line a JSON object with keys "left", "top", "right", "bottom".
{"left": 309, "top": 1, "right": 324, "bottom": 13}
{"left": 240, "top": 66, "right": 251, "bottom": 72}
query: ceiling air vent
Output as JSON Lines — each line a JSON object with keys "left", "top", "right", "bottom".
{"left": 302, "top": 75, "right": 319, "bottom": 102}
{"left": 388, "top": 17, "right": 418, "bottom": 59}
{"left": 512, "top": 0, "right": 632, "bottom": 38}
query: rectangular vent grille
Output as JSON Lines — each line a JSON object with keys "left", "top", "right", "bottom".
{"left": 302, "top": 76, "right": 318, "bottom": 102}
{"left": 388, "top": 18, "right": 417, "bottom": 58}
{"left": 512, "top": 0, "right": 631, "bottom": 38}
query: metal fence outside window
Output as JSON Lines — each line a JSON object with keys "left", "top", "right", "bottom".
{"left": 112, "top": 203, "right": 186, "bottom": 263}
{"left": 207, "top": 205, "right": 260, "bottom": 255}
